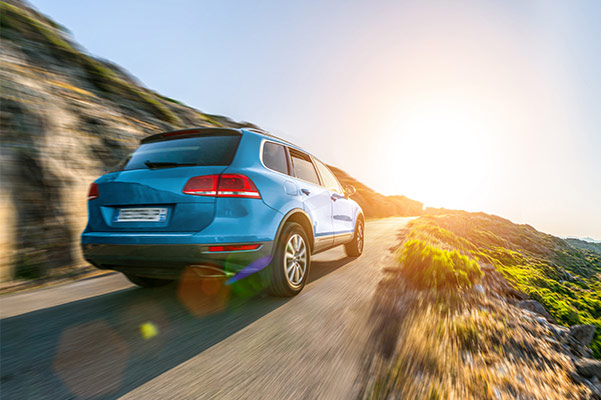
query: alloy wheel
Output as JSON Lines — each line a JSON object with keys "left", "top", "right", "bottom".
{"left": 284, "top": 233, "right": 307, "bottom": 287}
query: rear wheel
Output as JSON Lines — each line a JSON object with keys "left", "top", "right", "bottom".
{"left": 267, "top": 222, "right": 310, "bottom": 297}
{"left": 344, "top": 219, "right": 364, "bottom": 257}
{"left": 124, "top": 273, "right": 172, "bottom": 288}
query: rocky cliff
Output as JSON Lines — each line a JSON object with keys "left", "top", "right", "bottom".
{"left": 0, "top": 0, "right": 421, "bottom": 282}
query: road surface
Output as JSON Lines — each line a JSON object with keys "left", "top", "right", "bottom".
{"left": 0, "top": 217, "right": 411, "bottom": 399}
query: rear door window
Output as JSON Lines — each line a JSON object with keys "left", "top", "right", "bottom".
{"left": 289, "top": 149, "right": 320, "bottom": 185}
{"left": 262, "top": 141, "right": 289, "bottom": 174}
{"left": 122, "top": 135, "right": 241, "bottom": 170}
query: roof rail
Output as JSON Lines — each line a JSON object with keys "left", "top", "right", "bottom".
{"left": 241, "top": 127, "right": 300, "bottom": 148}
{"left": 241, "top": 127, "right": 268, "bottom": 134}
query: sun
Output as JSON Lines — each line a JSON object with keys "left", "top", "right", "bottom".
{"left": 379, "top": 98, "right": 497, "bottom": 210}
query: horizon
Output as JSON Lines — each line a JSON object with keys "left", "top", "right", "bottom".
{"left": 29, "top": 0, "right": 601, "bottom": 240}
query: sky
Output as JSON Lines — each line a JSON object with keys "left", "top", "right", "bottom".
{"left": 31, "top": 0, "right": 601, "bottom": 239}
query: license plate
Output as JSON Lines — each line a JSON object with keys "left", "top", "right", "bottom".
{"left": 114, "top": 208, "right": 168, "bottom": 222}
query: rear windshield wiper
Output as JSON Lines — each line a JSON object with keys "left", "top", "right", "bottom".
{"left": 144, "top": 161, "right": 198, "bottom": 169}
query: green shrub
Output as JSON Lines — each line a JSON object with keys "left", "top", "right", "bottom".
{"left": 397, "top": 239, "right": 482, "bottom": 291}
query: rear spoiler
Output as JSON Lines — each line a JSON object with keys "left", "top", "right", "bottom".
{"left": 141, "top": 127, "right": 242, "bottom": 144}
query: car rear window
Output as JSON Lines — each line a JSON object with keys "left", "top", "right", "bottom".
{"left": 121, "top": 135, "right": 241, "bottom": 171}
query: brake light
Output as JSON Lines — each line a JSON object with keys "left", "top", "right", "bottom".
{"left": 208, "top": 244, "right": 261, "bottom": 252}
{"left": 88, "top": 183, "right": 99, "bottom": 200}
{"left": 182, "top": 175, "right": 218, "bottom": 196}
{"left": 162, "top": 129, "right": 200, "bottom": 138}
{"left": 217, "top": 174, "right": 261, "bottom": 198}
{"left": 183, "top": 174, "right": 261, "bottom": 199}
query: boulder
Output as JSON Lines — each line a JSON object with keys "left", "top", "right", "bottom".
{"left": 518, "top": 300, "right": 554, "bottom": 322}
{"left": 569, "top": 324, "right": 596, "bottom": 346}
{"left": 575, "top": 358, "right": 601, "bottom": 379}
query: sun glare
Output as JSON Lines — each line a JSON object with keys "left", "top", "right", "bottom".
{"left": 380, "top": 98, "right": 496, "bottom": 210}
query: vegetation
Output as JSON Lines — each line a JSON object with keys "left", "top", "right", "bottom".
{"left": 363, "top": 211, "right": 599, "bottom": 398}
{"left": 404, "top": 210, "right": 601, "bottom": 358}
{"left": 397, "top": 238, "right": 482, "bottom": 291}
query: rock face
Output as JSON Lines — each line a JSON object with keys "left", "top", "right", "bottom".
{"left": 0, "top": 0, "right": 422, "bottom": 282}
{"left": 570, "top": 325, "right": 597, "bottom": 347}
{"left": 0, "top": 0, "right": 260, "bottom": 281}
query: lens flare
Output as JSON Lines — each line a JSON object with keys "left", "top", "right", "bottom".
{"left": 140, "top": 322, "right": 159, "bottom": 340}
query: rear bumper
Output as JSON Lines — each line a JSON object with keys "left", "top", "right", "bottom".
{"left": 82, "top": 241, "right": 274, "bottom": 279}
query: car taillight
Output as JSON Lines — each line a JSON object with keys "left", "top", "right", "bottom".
{"left": 88, "top": 183, "right": 99, "bottom": 201}
{"left": 217, "top": 174, "right": 261, "bottom": 198}
{"left": 183, "top": 174, "right": 261, "bottom": 199}
{"left": 182, "top": 175, "right": 219, "bottom": 196}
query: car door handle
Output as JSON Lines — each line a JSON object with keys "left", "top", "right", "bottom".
{"left": 301, "top": 188, "right": 310, "bottom": 195}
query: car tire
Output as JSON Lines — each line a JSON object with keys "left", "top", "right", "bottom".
{"left": 267, "top": 222, "right": 311, "bottom": 297}
{"left": 125, "top": 273, "right": 172, "bottom": 288}
{"left": 344, "top": 218, "right": 364, "bottom": 258}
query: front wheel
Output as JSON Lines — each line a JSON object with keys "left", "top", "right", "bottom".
{"left": 267, "top": 222, "right": 310, "bottom": 297}
{"left": 124, "top": 273, "right": 172, "bottom": 288}
{"left": 344, "top": 219, "right": 364, "bottom": 257}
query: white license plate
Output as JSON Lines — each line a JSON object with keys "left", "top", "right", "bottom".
{"left": 114, "top": 208, "right": 168, "bottom": 222}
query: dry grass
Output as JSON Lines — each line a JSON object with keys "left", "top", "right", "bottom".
{"left": 362, "top": 278, "right": 591, "bottom": 399}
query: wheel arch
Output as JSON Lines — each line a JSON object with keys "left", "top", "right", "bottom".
{"left": 274, "top": 209, "right": 315, "bottom": 253}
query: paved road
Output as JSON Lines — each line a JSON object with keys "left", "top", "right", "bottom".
{"left": 0, "top": 217, "right": 410, "bottom": 399}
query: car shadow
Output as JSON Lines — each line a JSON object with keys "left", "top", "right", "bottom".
{"left": 0, "top": 255, "right": 354, "bottom": 399}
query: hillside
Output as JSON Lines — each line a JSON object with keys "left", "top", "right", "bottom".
{"left": 328, "top": 165, "right": 423, "bottom": 218}
{"left": 0, "top": 0, "right": 421, "bottom": 283}
{"left": 421, "top": 209, "right": 601, "bottom": 356}
{"left": 359, "top": 210, "right": 601, "bottom": 398}
{"left": 567, "top": 238, "right": 601, "bottom": 255}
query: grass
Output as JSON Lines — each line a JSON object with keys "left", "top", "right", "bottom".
{"left": 363, "top": 211, "right": 599, "bottom": 398}
{"left": 363, "top": 287, "right": 589, "bottom": 399}
{"left": 406, "top": 211, "right": 601, "bottom": 358}
{"left": 397, "top": 238, "right": 482, "bottom": 291}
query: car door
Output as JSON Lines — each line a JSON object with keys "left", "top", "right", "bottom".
{"left": 288, "top": 149, "right": 334, "bottom": 251}
{"left": 313, "top": 158, "right": 355, "bottom": 246}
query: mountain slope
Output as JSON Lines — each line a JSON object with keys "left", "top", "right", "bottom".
{"left": 566, "top": 238, "right": 601, "bottom": 255}
{"left": 411, "top": 209, "right": 601, "bottom": 357}
{"left": 359, "top": 210, "right": 600, "bottom": 398}
{"left": 0, "top": 0, "right": 421, "bottom": 282}
{"left": 328, "top": 166, "right": 423, "bottom": 218}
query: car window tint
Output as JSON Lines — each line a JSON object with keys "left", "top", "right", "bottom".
{"left": 122, "top": 135, "right": 240, "bottom": 171}
{"left": 314, "top": 159, "right": 343, "bottom": 193}
{"left": 263, "top": 142, "right": 289, "bottom": 174}
{"left": 289, "top": 150, "right": 320, "bottom": 185}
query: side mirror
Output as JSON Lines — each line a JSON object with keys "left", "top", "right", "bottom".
{"left": 344, "top": 184, "right": 357, "bottom": 197}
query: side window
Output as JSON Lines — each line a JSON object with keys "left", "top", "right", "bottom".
{"left": 263, "top": 141, "right": 289, "bottom": 175}
{"left": 314, "top": 159, "right": 343, "bottom": 193}
{"left": 289, "top": 149, "right": 320, "bottom": 185}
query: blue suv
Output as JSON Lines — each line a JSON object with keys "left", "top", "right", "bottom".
{"left": 81, "top": 127, "right": 364, "bottom": 296}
